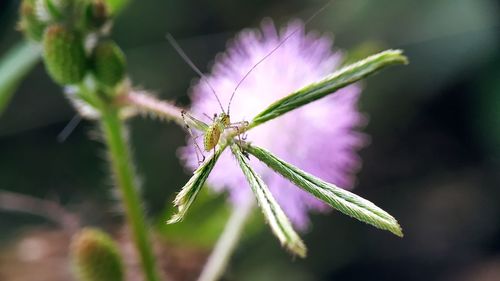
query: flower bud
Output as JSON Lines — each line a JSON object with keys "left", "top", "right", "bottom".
{"left": 71, "top": 228, "right": 124, "bottom": 281}
{"left": 84, "top": 0, "right": 109, "bottom": 31}
{"left": 19, "top": 0, "right": 46, "bottom": 41}
{"left": 91, "top": 40, "right": 126, "bottom": 87}
{"left": 42, "top": 24, "right": 88, "bottom": 85}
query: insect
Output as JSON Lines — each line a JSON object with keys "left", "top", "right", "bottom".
{"left": 167, "top": 1, "right": 332, "bottom": 163}
{"left": 180, "top": 109, "right": 249, "bottom": 163}
{"left": 167, "top": 34, "right": 250, "bottom": 163}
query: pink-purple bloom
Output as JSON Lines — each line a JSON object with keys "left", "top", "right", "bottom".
{"left": 180, "top": 19, "right": 367, "bottom": 230}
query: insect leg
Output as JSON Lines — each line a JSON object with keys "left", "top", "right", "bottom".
{"left": 227, "top": 123, "right": 247, "bottom": 152}
{"left": 227, "top": 124, "right": 250, "bottom": 159}
{"left": 228, "top": 121, "right": 250, "bottom": 141}
{"left": 181, "top": 110, "right": 206, "bottom": 163}
{"left": 228, "top": 121, "right": 249, "bottom": 126}
{"left": 228, "top": 120, "right": 249, "bottom": 133}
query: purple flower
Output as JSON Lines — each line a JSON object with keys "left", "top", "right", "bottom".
{"left": 179, "top": 19, "right": 367, "bottom": 230}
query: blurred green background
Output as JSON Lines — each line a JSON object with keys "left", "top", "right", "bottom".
{"left": 1, "top": 0, "right": 500, "bottom": 280}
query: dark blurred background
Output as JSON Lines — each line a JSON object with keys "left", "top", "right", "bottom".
{"left": 1, "top": 0, "right": 500, "bottom": 280}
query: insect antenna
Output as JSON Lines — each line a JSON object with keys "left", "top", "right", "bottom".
{"left": 226, "top": 0, "right": 333, "bottom": 115}
{"left": 166, "top": 33, "right": 226, "bottom": 113}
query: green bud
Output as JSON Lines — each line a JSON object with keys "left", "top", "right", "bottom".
{"left": 71, "top": 228, "right": 124, "bottom": 281}
{"left": 84, "top": 0, "right": 110, "bottom": 30}
{"left": 42, "top": 24, "right": 88, "bottom": 85}
{"left": 91, "top": 40, "right": 126, "bottom": 87}
{"left": 19, "top": 0, "right": 46, "bottom": 41}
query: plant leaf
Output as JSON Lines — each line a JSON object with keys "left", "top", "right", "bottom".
{"left": 0, "top": 41, "right": 41, "bottom": 116}
{"left": 245, "top": 144, "right": 403, "bottom": 237}
{"left": 230, "top": 144, "right": 307, "bottom": 257}
{"left": 167, "top": 146, "right": 224, "bottom": 224}
{"left": 251, "top": 49, "right": 408, "bottom": 127}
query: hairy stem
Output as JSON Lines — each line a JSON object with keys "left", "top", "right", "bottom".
{"left": 100, "top": 106, "right": 161, "bottom": 281}
{"left": 120, "top": 91, "right": 185, "bottom": 126}
{"left": 197, "top": 199, "right": 254, "bottom": 281}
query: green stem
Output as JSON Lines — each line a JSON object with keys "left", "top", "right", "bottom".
{"left": 100, "top": 106, "right": 161, "bottom": 281}
{"left": 197, "top": 199, "right": 254, "bottom": 281}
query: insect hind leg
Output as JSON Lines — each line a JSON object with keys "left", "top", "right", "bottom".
{"left": 181, "top": 110, "right": 206, "bottom": 164}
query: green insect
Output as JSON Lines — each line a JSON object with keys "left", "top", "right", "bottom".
{"left": 168, "top": 34, "right": 250, "bottom": 163}
{"left": 201, "top": 112, "right": 231, "bottom": 151}
{"left": 180, "top": 109, "right": 248, "bottom": 163}
{"left": 166, "top": 0, "right": 330, "bottom": 163}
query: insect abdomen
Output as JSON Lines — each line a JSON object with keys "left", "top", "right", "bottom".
{"left": 204, "top": 125, "right": 222, "bottom": 151}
